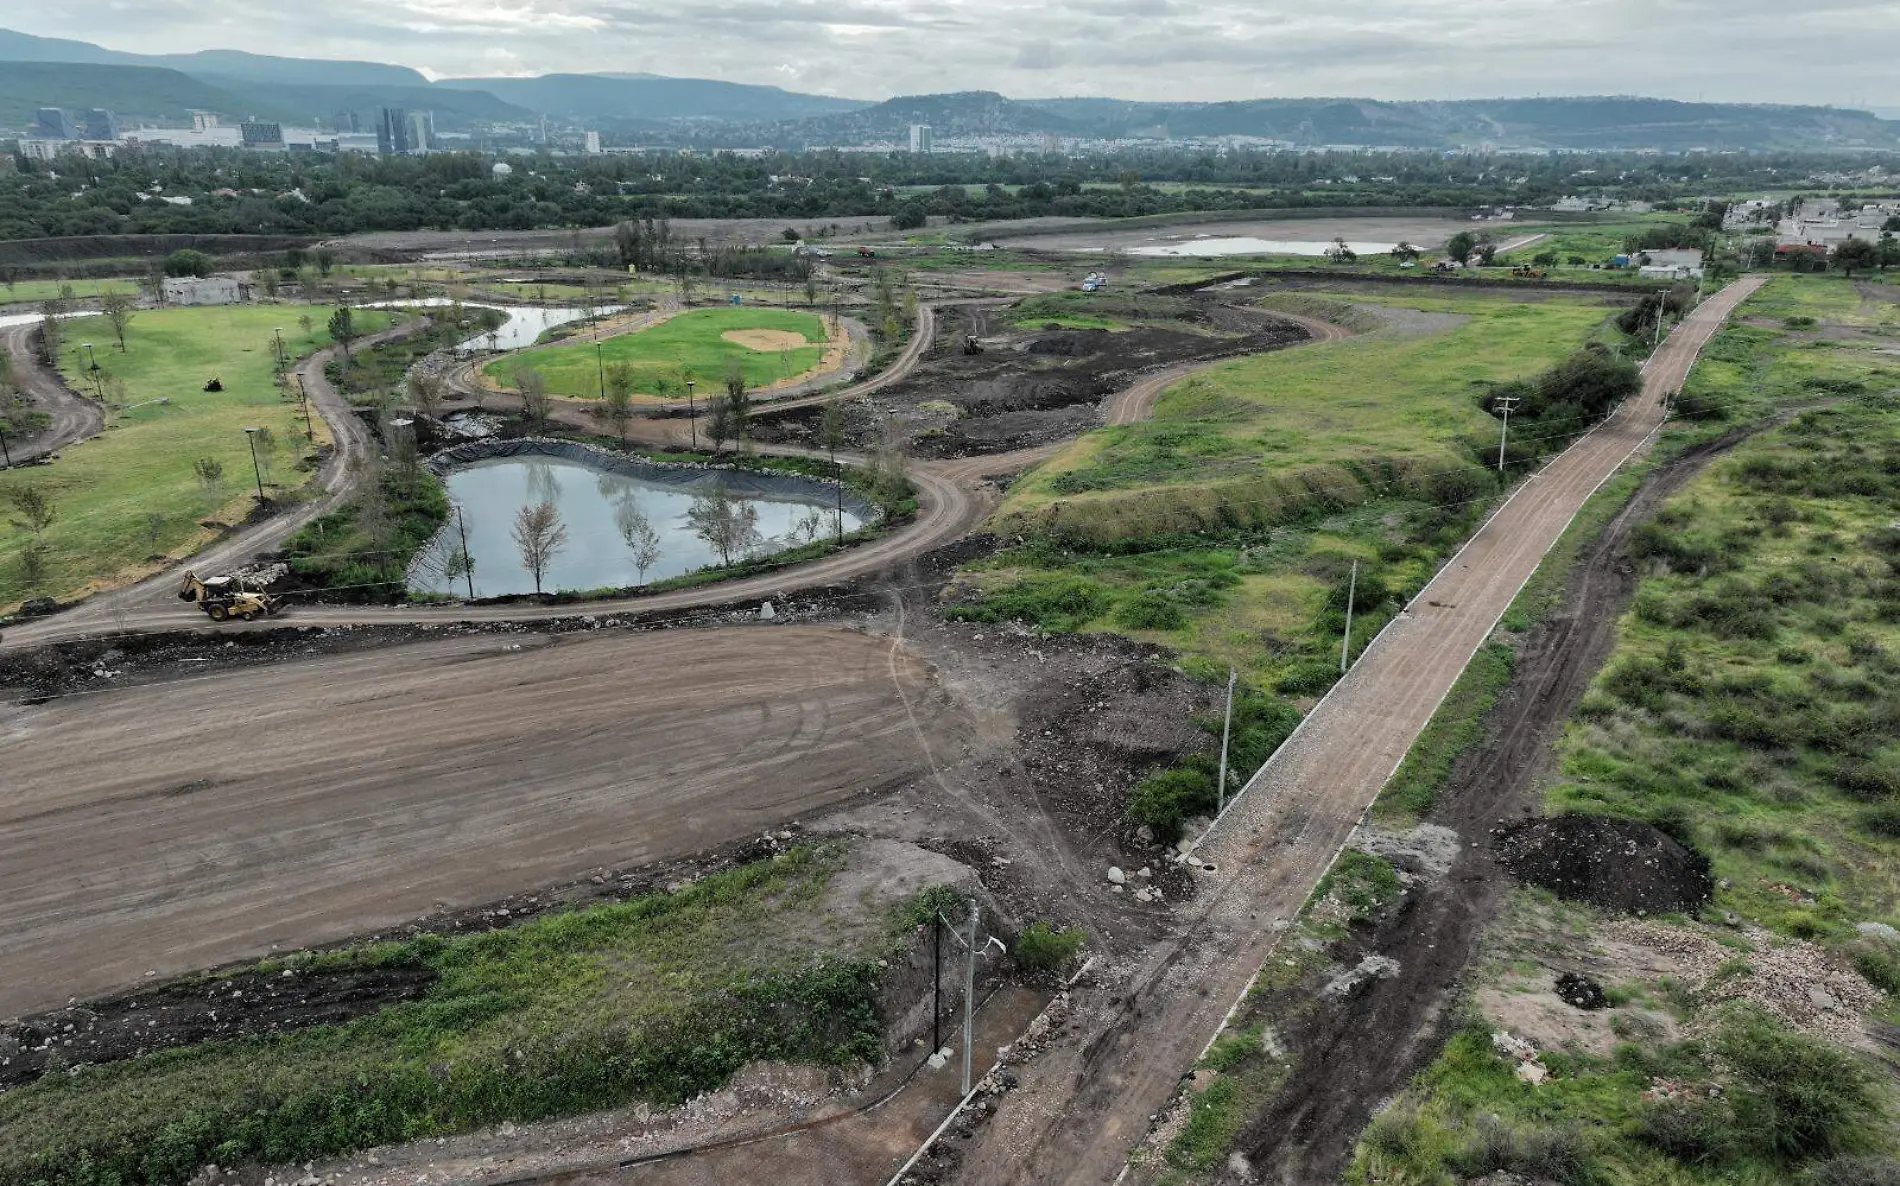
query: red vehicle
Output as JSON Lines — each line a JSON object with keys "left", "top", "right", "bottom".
{"left": 857, "top": 246, "right": 876, "bottom": 258}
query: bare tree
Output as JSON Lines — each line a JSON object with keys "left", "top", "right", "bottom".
{"left": 250, "top": 426, "right": 278, "bottom": 488}
{"left": 615, "top": 497, "right": 663, "bottom": 582}
{"left": 406, "top": 370, "right": 446, "bottom": 419}
{"left": 7, "top": 485, "right": 55, "bottom": 536}
{"left": 511, "top": 500, "right": 568, "bottom": 594}
{"left": 686, "top": 482, "right": 761, "bottom": 567}
{"left": 794, "top": 506, "right": 826, "bottom": 544}
{"left": 99, "top": 291, "right": 136, "bottom": 352}
{"left": 600, "top": 362, "right": 635, "bottom": 443}
{"left": 819, "top": 396, "right": 849, "bottom": 541}
{"left": 37, "top": 301, "right": 63, "bottom": 366}
{"left": 723, "top": 364, "right": 751, "bottom": 450}
{"left": 516, "top": 367, "right": 553, "bottom": 434}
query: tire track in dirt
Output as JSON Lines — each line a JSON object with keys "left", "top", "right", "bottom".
{"left": 1, "top": 320, "right": 104, "bottom": 466}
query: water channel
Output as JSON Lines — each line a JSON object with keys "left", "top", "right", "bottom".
{"left": 1126, "top": 237, "right": 1399, "bottom": 258}
{"left": 359, "top": 298, "right": 619, "bottom": 352}
{"left": 411, "top": 453, "right": 867, "bottom": 598}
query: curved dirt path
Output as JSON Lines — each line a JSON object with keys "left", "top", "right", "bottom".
{"left": 1, "top": 320, "right": 424, "bottom": 639}
{"left": 0, "top": 305, "right": 1327, "bottom": 650}
{"left": 953, "top": 277, "right": 1767, "bottom": 1186}
{"left": 1, "top": 321, "right": 104, "bottom": 467}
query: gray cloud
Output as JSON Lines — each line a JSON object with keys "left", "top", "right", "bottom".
{"left": 9, "top": 0, "right": 1900, "bottom": 105}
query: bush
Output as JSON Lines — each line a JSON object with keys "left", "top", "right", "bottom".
{"left": 1718, "top": 1006, "right": 1883, "bottom": 1166}
{"left": 1114, "top": 589, "right": 1188, "bottom": 631}
{"left": 944, "top": 574, "right": 1112, "bottom": 632}
{"left": 1014, "top": 921, "right": 1086, "bottom": 975}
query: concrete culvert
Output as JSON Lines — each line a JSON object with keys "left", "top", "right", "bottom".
{"left": 1496, "top": 814, "right": 1712, "bottom": 915}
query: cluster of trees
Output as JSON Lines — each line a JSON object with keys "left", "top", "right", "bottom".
{"left": 6, "top": 143, "right": 1897, "bottom": 243}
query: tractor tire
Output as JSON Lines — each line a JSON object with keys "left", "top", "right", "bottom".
{"left": 240, "top": 611, "right": 256, "bottom": 622}
{"left": 207, "top": 605, "right": 229, "bottom": 621}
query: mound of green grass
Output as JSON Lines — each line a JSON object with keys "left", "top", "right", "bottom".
{"left": 0, "top": 305, "right": 394, "bottom": 612}
{"left": 484, "top": 307, "right": 830, "bottom": 399}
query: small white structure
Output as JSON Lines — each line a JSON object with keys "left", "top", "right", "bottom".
{"left": 162, "top": 276, "right": 247, "bottom": 306}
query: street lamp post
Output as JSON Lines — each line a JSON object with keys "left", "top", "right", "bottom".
{"left": 82, "top": 342, "right": 103, "bottom": 399}
{"left": 686, "top": 378, "right": 698, "bottom": 450}
{"left": 274, "top": 327, "right": 286, "bottom": 375}
{"left": 595, "top": 337, "right": 606, "bottom": 401}
{"left": 243, "top": 427, "right": 266, "bottom": 503}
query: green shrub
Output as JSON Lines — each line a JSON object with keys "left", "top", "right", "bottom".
{"left": 1717, "top": 1005, "right": 1883, "bottom": 1166}
{"left": 1114, "top": 589, "right": 1188, "bottom": 631}
{"left": 944, "top": 574, "right": 1111, "bottom": 632}
{"left": 1013, "top": 922, "right": 1086, "bottom": 975}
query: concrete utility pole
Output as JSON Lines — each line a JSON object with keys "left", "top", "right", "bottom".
{"left": 243, "top": 426, "right": 265, "bottom": 503}
{"left": 1494, "top": 395, "right": 1520, "bottom": 474}
{"left": 1340, "top": 560, "right": 1358, "bottom": 676}
{"left": 1216, "top": 666, "right": 1237, "bottom": 814}
{"left": 686, "top": 378, "right": 698, "bottom": 450}
{"left": 962, "top": 896, "right": 979, "bottom": 1095}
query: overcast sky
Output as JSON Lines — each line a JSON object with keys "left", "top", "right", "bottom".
{"left": 10, "top": 1, "right": 1900, "bottom": 108}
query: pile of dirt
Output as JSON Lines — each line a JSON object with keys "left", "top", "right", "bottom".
{"left": 0, "top": 964, "right": 436, "bottom": 1090}
{"left": 1497, "top": 815, "right": 1712, "bottom": 914}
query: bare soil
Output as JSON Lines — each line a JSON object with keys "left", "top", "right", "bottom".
{"left": 1497, "top": 815, "right": 1712, "bottom": 914}
{"left": 748, "top": 300, "right": 1309, "bottom": 460}
{"left": 1219, "top": 425, "right": 1764, "bottom": 1183}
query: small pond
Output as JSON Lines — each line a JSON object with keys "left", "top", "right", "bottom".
{"left": 360, "top": 299, "right": 620, "bottom": 353}
{"left": 1126, "top": 237, "right": 1399, "bottom": 258}
{"left": 411, "top": 453, "right": 867, "bottom": 598}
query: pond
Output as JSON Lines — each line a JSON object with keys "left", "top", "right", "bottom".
{"left": 359, "top": 299, "right": 620, "bottom": 353}
{"left": 411, "top": 454, "right": 867, "bottom": 598}
{"left": 1126, "top": 237, "right": 1398, "bottom": 258}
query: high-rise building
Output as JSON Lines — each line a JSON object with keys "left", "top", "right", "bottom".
{"left": 33, "top": 108, "right": 74, "bottom": 139}
{"left": 79, "top": 109, "right": 118, "bottom": 140}
{"left": 240, "top": 120, "right": 284, "bottom": 149}
{"left": 376, "top": 107, "right": 411, "bottom": 156}
{"left": 191, "top": 111, "right": 219, "bottom": 133}
{"left": 407, "top": 110, "right": 434, "bottom": 153}
{"left": 332, "top": 110, "right": 361, "bottom": 134}
{"left": 908, "top": 124, "right": 933, "bottom": 154}
{"left": 584, "top": 130, "right": 602, "bottom": 154}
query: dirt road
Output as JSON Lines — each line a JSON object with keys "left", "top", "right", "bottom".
{"left": 954, "top": 277, "right": 1767, "bottom": 1186}
{"left": 0, "top": 626, "right": 966, "bottom": 1018}
{"left": 0, "top": 320, "right": 103, "bottom": 466}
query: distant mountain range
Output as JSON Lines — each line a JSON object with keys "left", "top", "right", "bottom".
{"left": 2, "top": 26, "right": 1897, "bottom": 152}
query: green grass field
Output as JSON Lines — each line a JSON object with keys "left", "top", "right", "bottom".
{"left": 484, "top": 306, "right": 831, "bottom": 399}
{"left": 0, "top": 277, "right": 141, "bottom": 305}
{"left": 996, "top": 292, "right": 1618, "bottom": 541}
{"left": 0, "top": 305, "right": 394, "bottom": 612}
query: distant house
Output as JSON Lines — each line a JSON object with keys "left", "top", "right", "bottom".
{"left": 162, "top": 276, "right": 248, "bottom": 306}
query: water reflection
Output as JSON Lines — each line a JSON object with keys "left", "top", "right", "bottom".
{"left": 412, "top": 456, "right": 863, "bottom": 598}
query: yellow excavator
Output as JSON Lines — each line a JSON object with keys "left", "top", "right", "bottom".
{"left": 178, "top": 570, "right": 283, "bottom": 622}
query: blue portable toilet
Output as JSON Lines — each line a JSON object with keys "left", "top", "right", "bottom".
{"left": 730, "top": 295, "right": 743, "bottom": 306}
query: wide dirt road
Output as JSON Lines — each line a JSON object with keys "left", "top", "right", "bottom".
{"left": 958, "top": 277, "right": 1766, "bottom": 1185}
{"left": 0, "top": 626, "right": 965, "bottom": 1018}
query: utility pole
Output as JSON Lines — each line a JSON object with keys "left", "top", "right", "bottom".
{"left": 932, "top": 912, "right": 942, "bottom": 1056}
{"left": 686, "top": 378, "right": 698, "bottom": 450}
{"left": 961, "top": 896, "right": 979, "bottom": 1096}
{"left": 456, "top": 504, "right": 476, "bottom": 600}
{"left": 594, "top": 337, "right": 606, "bottom": 402}
{"left": 243, "top": 427, "right": 266, "bottom": 503}
{"left": 1341, "top": 560, "right": 1358, "bottom": 675}
{"left": 1494, "top": 395, "right": 1519, "bottom": 474}
{"left": 1216, "top": 666, "right": 1237, "bottom": 814}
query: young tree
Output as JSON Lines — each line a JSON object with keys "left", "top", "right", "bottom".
{"left": 7, "top": 485, "right": 55, "bottom": 536}
{"left": 705, "top": 395, "right": 734, "bottom": 454}
{"left": 327, "top": 306, "right": 357, "bottom": 362}
{"left": 36, "top": 301, "right": 63, "bottom": 366}
{"left": 314, "top": 248, "right": 335, "bottom": 277}
{"left": 516, "top": 367, "right": 552, "bottom": 434}
{"left": 600, "top": 362, "right": 635, "bottom": 442}
{"left": 1476, "top": 235, "right": 1499, "bottom": 267}
{"left": 192, "top": 456, "right": 224, "bottom": 493}
{"left": 1324, "top": 236, "right": 1357, "bottom": 264}
{"left": 1833, "top": 238, "right": 1878, "bottom": 277}
{"left": 1446, "top": 231, "right": 1477, "bottom": 266}
{"left": 614, "top": 497, "right": 663, "bottom": 582}
{"left": 406, "top": 371, "right": 445, "bottom": 419}
{"left": 1393, "top": 241, "right": 1421, "bottom": 264}
{"left": 298, "top": 313, "right": 314, "bottom": 337}
{"left": 250, "top": 425, "right": 278, "bottom": 487}
{"left": 686, "top": 482, "right": 761, "bottom": 567}
{"left": 804, "top": 272, "right": 819, "bottom": 307}
{"left": 819, "top": 395, "right": 849, "bottom": 540}
{"left": 511, "top": 500, "right": 569, "bottom": 595}
{"left": 162, "top": 249, "right": 212, "bottom": 278}
{"left": 724, "top": 364, "right": 751, "bottom": 449}
{"left": 99, "top": 291, "right": 135, "bottom": 352}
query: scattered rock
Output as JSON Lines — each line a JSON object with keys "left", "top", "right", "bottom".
{"left": 1106, "top": 866, "right": 1126, "bottom": 885}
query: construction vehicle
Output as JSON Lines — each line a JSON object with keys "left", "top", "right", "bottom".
{"left": 178, "top": 570, "right": 283, "bottom": 622}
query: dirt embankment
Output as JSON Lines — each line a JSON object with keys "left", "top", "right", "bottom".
{"left": 1225, "top": 426, "right": 1756, "bottom": 1183}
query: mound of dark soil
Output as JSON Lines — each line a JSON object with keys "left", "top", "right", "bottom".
{"left": 1496, "top": 815, "right": 1712, "bottom": 914}
{"left": 1555, "top": 971, "right": 1608, "bottom": 1010}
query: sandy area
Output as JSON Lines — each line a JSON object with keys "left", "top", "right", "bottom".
{"left": 723, "top": 328, "right": 811, "bottom": 351}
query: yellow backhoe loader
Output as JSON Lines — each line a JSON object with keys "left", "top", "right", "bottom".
{"left": 178, "top": 571, "right": 282, "bottom": 622}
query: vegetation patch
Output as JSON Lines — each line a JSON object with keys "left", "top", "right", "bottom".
{"left": 0, "top": 844, "right": 936, "bottom": 1186}
{"left": 0, "top": 306, "right": 394, "bottom": 612}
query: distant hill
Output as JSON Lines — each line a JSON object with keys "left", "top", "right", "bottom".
{"left": 438, "top": 73, "right": 865, "bottom": 122}
{"left": 0, "top": 61, "right": 264, "bottom": 129}
{"left": 0, "top": 27, "right": 426, "bottom": 88}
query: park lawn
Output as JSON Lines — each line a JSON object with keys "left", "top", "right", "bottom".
{"left": 1741, "top": 272, "right": 1900, "bottom": 328}
{"left": 0, "top": 305, "right": 395, "bottom": 612}
{"left": 994, "top": 293, "right": 1616, "bottom": 542}
{"left": 0, "top": 277, "right": 141, "bottom": 305}
{"left": 485, "top": 306, "right": 830, "bottom": 399}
